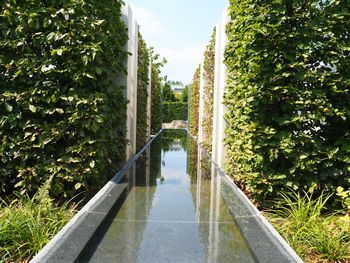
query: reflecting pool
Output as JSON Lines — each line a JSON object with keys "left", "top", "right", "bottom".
{"left": 78, "top": 130, "right": 256, "bottom": 263}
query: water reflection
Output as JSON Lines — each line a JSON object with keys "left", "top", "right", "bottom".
{"left": 78, "top": 130, "right": 255, "bottom": 263}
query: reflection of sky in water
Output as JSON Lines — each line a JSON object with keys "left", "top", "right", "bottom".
{"left": 80, "top": 130, "right": 255, "bottom": 263}
{"left": 158, "top": 167, "right": 191, "bottom": 185}
{"left": 137, "top": 138, "right": 205, "bottom": 263}
{"left": 162, "top": 150, "right": 187, "bottom": 171}
{"left": 160, "top": 149, "right": 190, "bottom": 185}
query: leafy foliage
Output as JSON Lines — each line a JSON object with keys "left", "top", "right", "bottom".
{"left": 150, "top": 51, "right": 166, "bottom": 134}
{"left": 337, "top": 186, "right": 350, "bottom": 213}
{"left": 224, "top": 0, "right": 350, "bottom": 205}
{"left": 189, "top": 67, "right": 200, "bottom": 136}
{"left": 0, "top": 0, "right": 128, "bottom": 198}
{"left": 201, "top": 28, "right": 216, "bottom": 152}
{"left": 163, "top": 102, "right": 188, "bottom": 123}
{"left": 181, "top": 85, "right": 189, "bottom": 102}
{"left": 162, "top": 81, "right": 178, "bottom": 102}
{"left": 136, "top": 33, "right": 151, "bottom": 151}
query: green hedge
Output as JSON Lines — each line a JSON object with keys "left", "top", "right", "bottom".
{"left": 201, "top": 29, "right": 216, "bottom": 152}
{"left": 163, "top": 102, "right": 188, "bottom": 123}
{"left": 0, "top": 0, "right": 128, "bottom": 198}
{"left": 224, "top": 0, "right": 350, "bottom": 205}
{"left": 136, "top": 34, "right": 150, "bottom": 151}
{"left": 189, "top": 67, "right": 200, "bottom": 135}
{"left": 150, "top": 53, "right": 165, "bottom": 134}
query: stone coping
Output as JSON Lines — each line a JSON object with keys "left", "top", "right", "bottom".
{"left": 30, "top": 130, "right": 163, "bottom": 263}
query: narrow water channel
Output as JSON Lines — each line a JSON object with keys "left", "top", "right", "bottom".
{"left": 78, "top": 130, "right": 256, "bottom": 263}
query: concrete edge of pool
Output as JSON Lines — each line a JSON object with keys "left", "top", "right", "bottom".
{"left": 30, "top": 129, "right": 304, "bottom": 263}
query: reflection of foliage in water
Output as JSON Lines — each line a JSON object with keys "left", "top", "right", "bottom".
{"left": 162, "top": 129, "right": 187, "bottom": 153}
{"left": 187, "top": 136, "right": 198, "bottom": 183}
{"left": 135, "top": 153, "right": 147, "bottom": 187}
{"left": 187, "top": 136, "right": 212, "bottom": 183}
{"left": 199, "top": 156, "right": 212, "bottom": 180}
{"left": 150, "top": 138, "right": 162, "bottom": 183}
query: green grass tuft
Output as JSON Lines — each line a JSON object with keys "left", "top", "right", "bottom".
{"left": 266, "top": 191, "right": 350, "bottom": 262}
{"left": 0, "top": 177, "right": 77, "bottom": 262}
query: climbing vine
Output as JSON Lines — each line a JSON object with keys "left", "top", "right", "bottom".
{"left": 201, "top": 29, "right": 216, "bottom": 153}
{"left": 224, "top": 0, "right": 350, "bottom": 205}
{"left": 0, "top": 0, "right": 128, "bottom": 198}
{"left": 150, "top": 51, "right": 166, "bottom": 134}
{"left": 189, "top": 67, "right": 200, "bottom": 136}
{"left": 136, "top": 33, "right": 151, "bottom": 151}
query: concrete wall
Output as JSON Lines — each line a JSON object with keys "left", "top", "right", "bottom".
{"left": 211, "top": 7, "right": 229, "bottom": 168}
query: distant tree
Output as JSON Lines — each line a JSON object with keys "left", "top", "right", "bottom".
{"left": 163, "top": 81, "right": 178, "bottom": 102}
{"left": 181, "top": 85, "right": 189, "bottom": 102}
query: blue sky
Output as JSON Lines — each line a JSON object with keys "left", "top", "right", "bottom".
{"left": 127, "top": 0, "right": 228, "bottom": 85}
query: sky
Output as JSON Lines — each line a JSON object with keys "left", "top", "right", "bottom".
{"left": 127, "top": 0, "right": 228, "bottom": 85}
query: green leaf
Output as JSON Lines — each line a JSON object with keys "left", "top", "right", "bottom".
{"left": 5, "top": 103, "right": 13, "bottom": 112}
{"left": 55, "top": 108, "right": 64, "bottom": 114}
{"left": 300, "top": 155, "right": 307, "bottom": 160}
{"left": 29, "top": 105, "right": 37, "bottom": 113}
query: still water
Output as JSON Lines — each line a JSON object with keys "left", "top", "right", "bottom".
{"left": 78, "top": 130, "right": 256, "bottom": 263}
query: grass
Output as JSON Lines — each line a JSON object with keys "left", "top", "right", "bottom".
{"left": 0, "top": 177, "right": 78, "bottom": 263}
{"left": 266, "top": 191, "right": 350, "bottom": 263}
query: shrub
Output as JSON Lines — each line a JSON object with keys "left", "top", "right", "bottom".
{"left": 224, "top": 0, "right": 350, "bottom": 205}
{"left": 0, "top": 0, "right": 128, "bottom": 198}
{"left": 337, "top": 186, "right": 350, "bottom": 213}
{"left": 163, "top": 102, "right": 188, "bottom": 123}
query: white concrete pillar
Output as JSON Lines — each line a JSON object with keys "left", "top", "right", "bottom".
{"left": 121, "top": 5, "right": 139, "bottom": 160}
{"left": 198, "top": 63, "right": 205, "bottom": 144}
{"left": 211, "top": 7, "right": 229, "bottom": 168}
{"left": 146, "top": 57, "right": 152, "bottom": 140}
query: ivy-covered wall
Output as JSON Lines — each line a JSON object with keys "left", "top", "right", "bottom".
{"left": 136, "top": 34, "right": 150, "bottom": 151}
{"left": 150, "top": 53, "right": 165, "bottom": 134}
{"left": 201, "top": 29, "right": 216, "bottom": 153}
{"left": 163, "top": 102, "right": 188, "bottom": 123}
{"left": 0, "top": 0, "right": 128, "bottom": 198}
{"left": 189, "top": 67, "right": 200, "bottom": 136}
{"left": 224, "top": 0, "right": 350, "bottom": 205}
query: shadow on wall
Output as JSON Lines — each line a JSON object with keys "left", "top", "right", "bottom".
{"left": 162, "top": 120, "right": 188, "bottom": 129}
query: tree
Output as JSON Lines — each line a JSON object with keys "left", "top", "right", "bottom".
{"left": 162, "top": 81, "right": 178, "bottom": 102}
{"left": 181, "top": 85, "right": 189, "bottom": 102}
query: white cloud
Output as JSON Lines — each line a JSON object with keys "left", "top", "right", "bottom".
{"left": 161, "top": 167, "right": 191, "bottom": 184}
{"left": 131, "top": 5, "right": 165, "bottom": 36}
{"left": 155, "top": 45, "right": 205, "bottom": 64}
